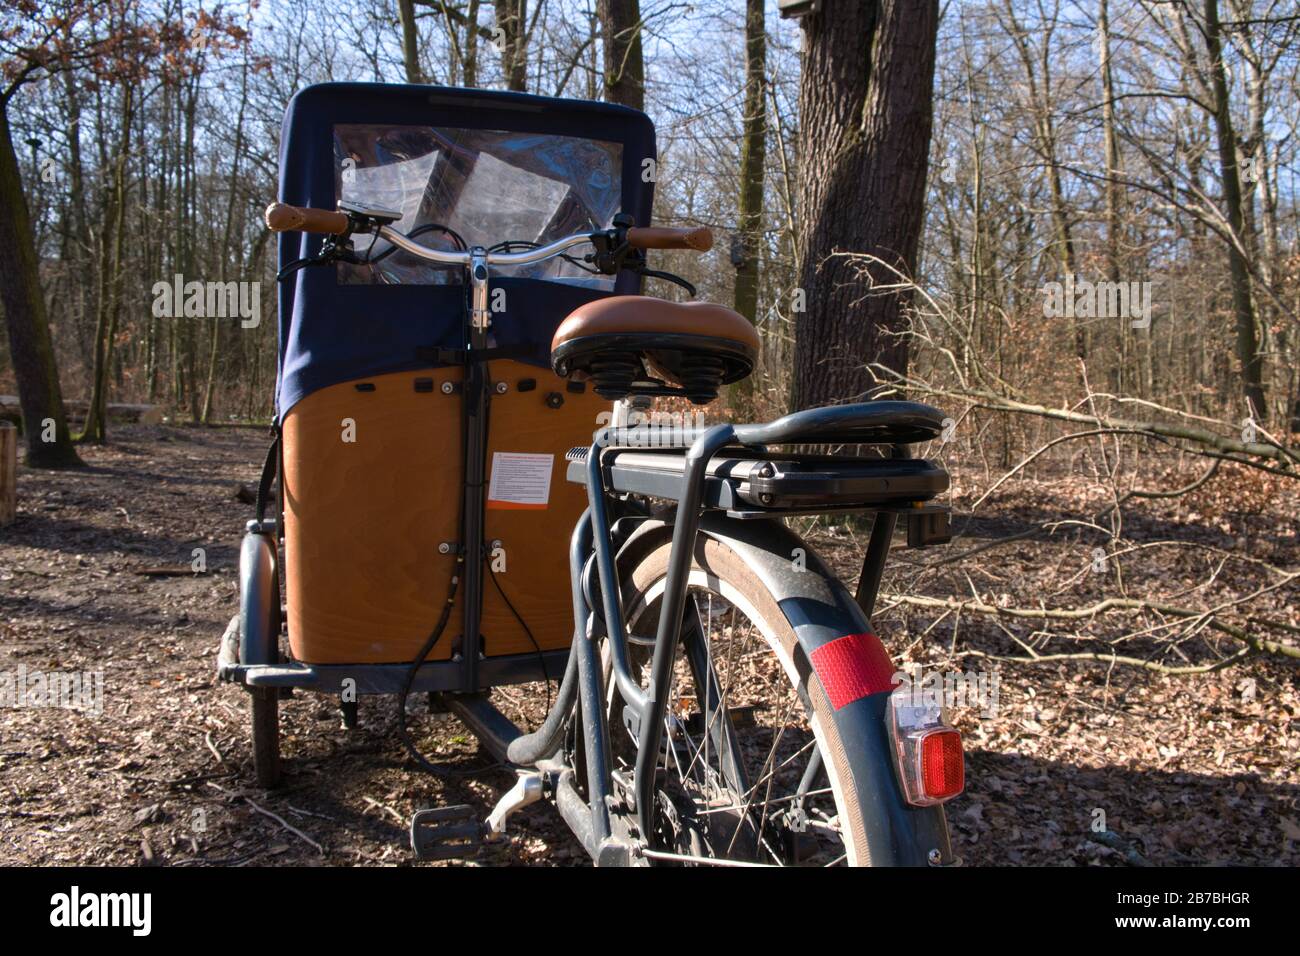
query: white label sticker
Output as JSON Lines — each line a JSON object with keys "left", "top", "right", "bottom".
{"left": 487, "top": 452, "right": 554, "bottom": 510}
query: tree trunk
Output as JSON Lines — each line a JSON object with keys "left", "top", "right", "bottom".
{"left": 1203, "top": 0, "right": 1266, "bottom": 421}
{"left": 202, "top": 53, "right": 250, "bottom": 426}
{"left": 792, "top": 0, "right": 939, "bottom": 410}
{"left": 728, "top": 0, "right": 766, "bottom": 420}
{"left": 180, "top": 78, "right": 201, "bottom": 423}
{"left": 397, "top": 0, "right": 426, "bottom": 83}
{"left": 0, "top": 422, "right": 16, "bottom": 525}
{"left": 494, "top": 0, "right": 528, "bottom": 92}
{"left": 1001, "top": 0, "right": 1085, "bottom": 361}
{"left": 1099, "top": 0, "right": 1125, "bottom": 384}
{"left": 61, "top": 60, "right": 92, "bottom": 370}
{"left": 80, "top": 84, "right": 135, "bottom": 443}
{"left": 598, "top": 0, "right": 644, "bottom": 110}
{"left": 464, "top": 0, "right": 481, "bottom": 86}
{"left": 0, "top": 104, "right": 81, "bottom": 467}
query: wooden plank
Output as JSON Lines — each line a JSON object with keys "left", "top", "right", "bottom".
{"left": 0, "top": 396, "right": 161, "bottom": 426}
{"left": 481, "top": 367, "right": 610, "bottom": 658}
{"left": 282, "top": 368, "right": 465, "bottom": 664}
{"left": 281, "top": 363, "right": 609, "bottom": 665}
{"left": 0, "top": 422, "right": 15, "bottom": 527}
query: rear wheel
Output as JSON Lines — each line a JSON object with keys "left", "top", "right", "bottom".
{"left": 615, "top": 534, "right": 867, "bottom": 865}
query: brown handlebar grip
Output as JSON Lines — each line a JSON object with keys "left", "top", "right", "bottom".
{"left": 264, "top": 202, "right": 351, "bottom": 235}
{"left": 626, "top": 225, "right": 714, "bottom": 252}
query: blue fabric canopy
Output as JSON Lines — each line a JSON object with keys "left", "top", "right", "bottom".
{"left": 274, "top": 83, "right": 657, "bottom": 418}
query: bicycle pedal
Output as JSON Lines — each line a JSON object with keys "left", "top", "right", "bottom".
{"left": 410, "top": 805, "right": 485, "bottom": 861}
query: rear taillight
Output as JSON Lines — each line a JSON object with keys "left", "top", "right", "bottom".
{"left": 887, "top": 686, "right": 964, "bottom": 806}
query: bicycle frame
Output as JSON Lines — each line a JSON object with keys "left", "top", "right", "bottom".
{"left": 420, "top": 231, "right": 604, "bottom": 690}
{"left": 251, "top": 215, "right": 956, "bottom": 864}
{"left": 544, "top": 408, "right": 954, "bottom": 864}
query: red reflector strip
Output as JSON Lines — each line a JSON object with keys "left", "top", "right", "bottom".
{"left": 920, "top": 730, "right": 965, "bottom": 800}
{"left": 809, "top": 632, "right": 896, "bottom": 710}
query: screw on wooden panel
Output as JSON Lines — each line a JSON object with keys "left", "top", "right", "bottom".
{"left": 545, "top": 392, "right": 564, "bottom": 409}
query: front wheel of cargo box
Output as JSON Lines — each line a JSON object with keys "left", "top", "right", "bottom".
{"left": 250, "top": 687, "right": 282, "bottom": 788}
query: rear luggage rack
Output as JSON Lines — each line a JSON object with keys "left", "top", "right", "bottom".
{"left": 573, "top": 400, "right": 947, "bottom": 455}
{"left": 571, "top": 400, "right": 953, "bottom": 530}
{"left": 570, "top": 448, "right": 948, "bottom": 515}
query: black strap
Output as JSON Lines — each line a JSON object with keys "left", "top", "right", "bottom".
{"left": 416, "top": 343, "right": 538, "bottom": 365}
{"left": 255, "top": 428, "right": 279, "bottom": 525}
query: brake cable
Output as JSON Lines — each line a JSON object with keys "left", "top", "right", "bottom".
{"left": 640, "top": 269, "right": 697, "bottom": 297}
{"left": 275, "top": 221, "right": 468, "bottom": 282}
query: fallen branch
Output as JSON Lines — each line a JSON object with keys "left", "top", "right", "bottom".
{"left": 958, "top": 646, "right": 1253, "bottom": 675}
{"left": 243, "top": 797, "right": 325, "bottom": 855}
{"left": 874, "top": 374, "right": 1299, "bottom": 473}
{"left": 204, "top": 732, "right": 226, "bottom": 766}
{"left": 882, "top": 591, "right": 1300, "bottom": 663}
{"left": 362, "top": 796, "right": 406, "bottom": 825}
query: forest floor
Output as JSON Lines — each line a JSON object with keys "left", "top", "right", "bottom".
{"left": 0, "top": 423, "right": 1296, "bottom": 867}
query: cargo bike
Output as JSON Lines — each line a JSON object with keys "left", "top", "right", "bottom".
{"left": 217, "top": 82, "right": 965, "bottom": 866}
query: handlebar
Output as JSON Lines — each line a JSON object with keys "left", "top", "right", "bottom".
{"left": 264, "top": 201, "right": 714, "bottom": 266}
{"left": 377, "top": 225, "right": 597, "bottom": 267}
{"left": 626, "top": 226, "right": 713, "bottom": 252}
{"left": 264, "top": 203, "right": 351, "bottom": 235}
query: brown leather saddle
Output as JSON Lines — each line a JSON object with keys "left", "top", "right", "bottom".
{"left": 550, "top": 295, "right": 760, "bottom": 405}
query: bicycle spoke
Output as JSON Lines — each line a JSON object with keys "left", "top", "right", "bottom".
{"left": 725, "top": 692, "right": 801, "bottom": 856}
{"left": 623, "top": 577, "right": 850, "bottom": 866}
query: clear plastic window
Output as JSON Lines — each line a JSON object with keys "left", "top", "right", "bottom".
{"left": 333, "top": 124, "right": 623, "bottom": 287}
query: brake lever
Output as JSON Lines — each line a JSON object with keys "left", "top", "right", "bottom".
{"left": 588, "top": 213, "right": 696, "bottom": 297}
{"left": 589, "top": 212, "right": 636, "bottom": 275}
{"left": 275, "top": 232, "right": 366, "bottom": 282}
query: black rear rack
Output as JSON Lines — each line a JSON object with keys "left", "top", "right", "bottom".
{"left": 568, "top": 447, "right": 947, "bottom": 512}
{"left": 569, "top": 400, "right": 952, "bottom": 543}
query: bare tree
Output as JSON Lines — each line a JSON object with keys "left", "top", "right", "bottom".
{"left": 792, "top": 0, "right": 941, "bottom": 409}
{"left": 598, "top": 0, "right": 643, "bottom": 109}
{"left": 396, "top": 0, "right": 426, "bottom": 82}
{"left": 728, "top": 0, "right": 766, "bottom": 419}
{"left": 495, "top": 0, "right": 529, "bottom": 91}
{"left": 1202, "top": 0, "right": 1267, "bottom": 420}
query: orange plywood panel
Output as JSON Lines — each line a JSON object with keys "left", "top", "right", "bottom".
{"left": 283, "top": 368, "right": 464, "bottom": 664}
{"left": 281, "top": 363, "right": 608, "bottom": 667}
{"left": 480, "top": 368, "right": 610, "bottom": 657}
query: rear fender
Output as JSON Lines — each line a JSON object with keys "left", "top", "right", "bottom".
{"left": 617, "top": 515, "right": 955, "bottom": 866}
